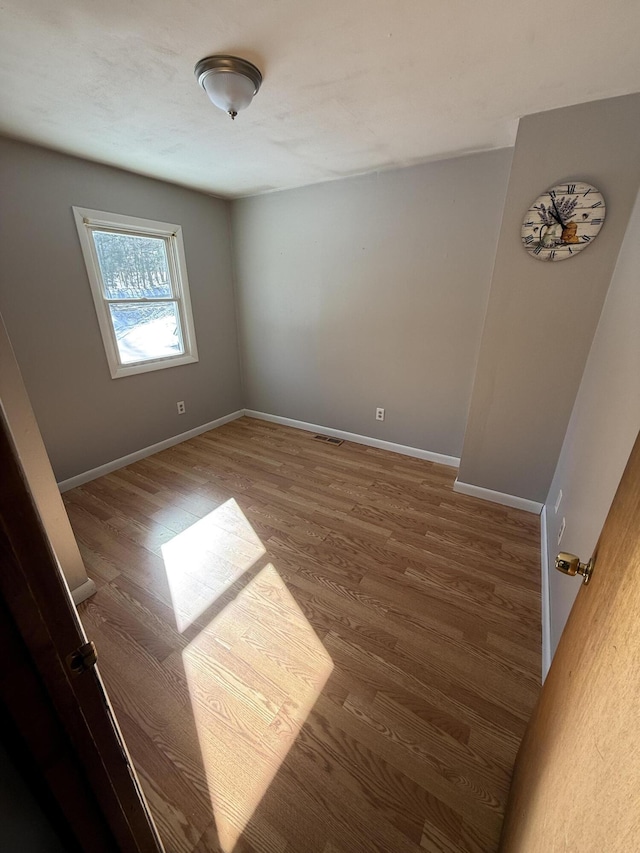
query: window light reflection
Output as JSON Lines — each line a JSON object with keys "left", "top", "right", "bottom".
{"left": 182, "top": 564, "right": 333, "bottom": 852}
{"left": 161, "top": 498, "right": 266, "bottom": 632}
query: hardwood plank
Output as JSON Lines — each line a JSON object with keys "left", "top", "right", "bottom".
{"left": 67, "top": 416, "right": 541, "bottom": 853}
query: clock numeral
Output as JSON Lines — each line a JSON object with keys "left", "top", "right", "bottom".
{"left": 550, "top": 249, "right": 556, "bottom": 260}
{"left": 582, "top": 234, "right": 591, "bottom": 242}
{"left": 591, "top": 218, "right": 603, "bottom": 225}
{"left": 568, "top": 247, "right": 573, "bottom": 255}
{"left": 584, "top": 188, "right": 592, "bottom": 196}
{"left": 549, "top": 190, "right": 557, "bottom": 199}
{"left": 533, "top": 244, "right": 543, "bottom": 255}
{"left": 524, "top": 235, "right": 534, "bottom": 244}
{"left": 566, "top": 184, "right": 576, "bottom": 194}
{"left": 524, "top": 221, "right": 534, "bottom": 226}
{"left": 591, "top": 201, "right": 602, "bottom": 208}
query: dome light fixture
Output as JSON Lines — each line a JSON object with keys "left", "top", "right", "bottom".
{"left": 194, "top": 55, "right": 262, "bottom": 120}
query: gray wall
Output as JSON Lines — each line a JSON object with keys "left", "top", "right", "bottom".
{"left": 0, "top": 138, "right": 242, "bottom": 482}
{"left": 458, "top": 94, "right": 640, "bottom": 502}
{"left": 545, "top": 189, "right": 640, "bottom": 662}
{"left": 0, "top": 314, "right": 89, "bottom": 592}
{"left": 231, "top": 149, "right": 512, "bottom": 457}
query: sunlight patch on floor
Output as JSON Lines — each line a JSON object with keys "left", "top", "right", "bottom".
{"left": 182, "top": 562, "right": 333, "bottom": 852}
{"left": 161, "top": 498, "right": 266, "bottom": 632}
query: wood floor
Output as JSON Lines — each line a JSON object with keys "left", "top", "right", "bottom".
{"left": 66, "top": 417, "right": 541, "bottom": 853}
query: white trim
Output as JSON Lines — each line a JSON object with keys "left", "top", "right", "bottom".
{"left": 540, "top": 504, "right": 552, "bottom": 682}
{"left": 71, "top": 578, "right": 97, "bottom": 605}
{"left": 452, "top": 478, "right": 543, "bottom": 514}
{"left": 72, "top": 206, "right": 199, "bottom": 379}
{"left": 243, "top": 410, "right": 460, "bottom": 467}
{"left": 57, "top": 410, "right": 244, "bottom": 492}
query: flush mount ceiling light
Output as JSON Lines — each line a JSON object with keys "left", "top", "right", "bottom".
{"left": 194, "top": 55, "right": 262, "bottom": 120}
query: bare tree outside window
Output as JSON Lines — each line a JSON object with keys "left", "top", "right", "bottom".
{"left": 92, "top": 231, "right": 182, "bottom": 363}
{"left": 73, "top": 208, "right": 198, "bottom": 378}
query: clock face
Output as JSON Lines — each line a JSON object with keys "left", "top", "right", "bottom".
{"left": 521, "top": 182, "right": 606, "bottom": 261}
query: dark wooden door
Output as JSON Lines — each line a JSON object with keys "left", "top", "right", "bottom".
{"left": 0, "top": 393, "right": 163, "bottom": 851}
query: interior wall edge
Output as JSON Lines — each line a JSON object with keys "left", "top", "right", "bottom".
{"left": 225, "top": 200, "right": 248, "bottom": 402}
{"left": 543, "top": 184, "right": 640, "bottom": 661}
{"left": 457, "top": 93, "right": 640, "bottom": 503}
{"left": 71, "top": 578, "right": 98, "bottom": 605}
{"left": 540, "top": 504, "right": 552, "bottom": 681}
{"left": 0, "top": 311, "right": 90, "bottom": 594}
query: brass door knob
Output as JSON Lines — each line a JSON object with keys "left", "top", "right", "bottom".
{"left": 555, "top": 552, "right": 594, "bottom": 585}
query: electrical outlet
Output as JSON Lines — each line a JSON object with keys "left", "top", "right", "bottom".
{"left": 554, "top": 489, "right": 563, "bottom": 514}
{"left": 375, "top": 407, "right": 385, "bottom": 421}
{"left": 557, "top": 516, "right": 566, "bottom": 545}
{"left": 177, "top": 401, "right": 186, "bottom": 415}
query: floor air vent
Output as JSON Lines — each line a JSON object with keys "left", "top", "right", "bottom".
{"left": 313, "top": 434, "right": 344, "bottom": 446}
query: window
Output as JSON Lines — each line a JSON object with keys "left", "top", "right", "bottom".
{"left": 73, "top": 207, "right": 198, "bottom": 378}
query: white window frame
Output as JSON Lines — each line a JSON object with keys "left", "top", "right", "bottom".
{"left": 72, "top": 206, "right": 199, "bottom": 379}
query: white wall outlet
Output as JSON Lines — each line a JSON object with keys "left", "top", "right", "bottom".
{"left": 554, "top": 489, "right": 563, "bottom": 514}
{"left": 375, "top": 407, "right": 385, "bottom": 421}
{"left": 557, "top": 516, "right": 566, "bottom": 545}
{"left": 177, "top": 401, "right": 186, "bottom": 415}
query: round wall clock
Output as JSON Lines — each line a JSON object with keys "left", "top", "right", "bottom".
{"left": 521, "top": 182, "right": 606, "bottom": 261}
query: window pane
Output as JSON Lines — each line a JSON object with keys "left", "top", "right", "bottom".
{"left": 109, "top": 302, "right": 184, "bottom": 364}
{"left": 93, "top": 230, "right": 173, "bottom": 299}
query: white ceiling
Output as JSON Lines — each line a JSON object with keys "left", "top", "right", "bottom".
{"left": 1, "top": 0, "right": 639, "bottom": 198}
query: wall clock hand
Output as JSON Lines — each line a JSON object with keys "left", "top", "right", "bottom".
{"left": 550, "top": 195, "right": 565, "bottom": 227}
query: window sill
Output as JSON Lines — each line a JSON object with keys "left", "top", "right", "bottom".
{"left": 109, "top": 353, "right": 198, "bottom": 379}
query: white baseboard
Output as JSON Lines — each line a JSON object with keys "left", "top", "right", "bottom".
{"left": 540, "top": 505, "right": 552, "bottom": 682}
{"left": 57, "top": 410, "right": 245, "bottom": 492}
{"left": 71, "top": 577, "right": 97, "bottom": 605}
{"left": 452, "top": 478, "right": 543, "bottom": 514}
{"left": 243, "top": 410, "right": 460, "bottom": 467}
